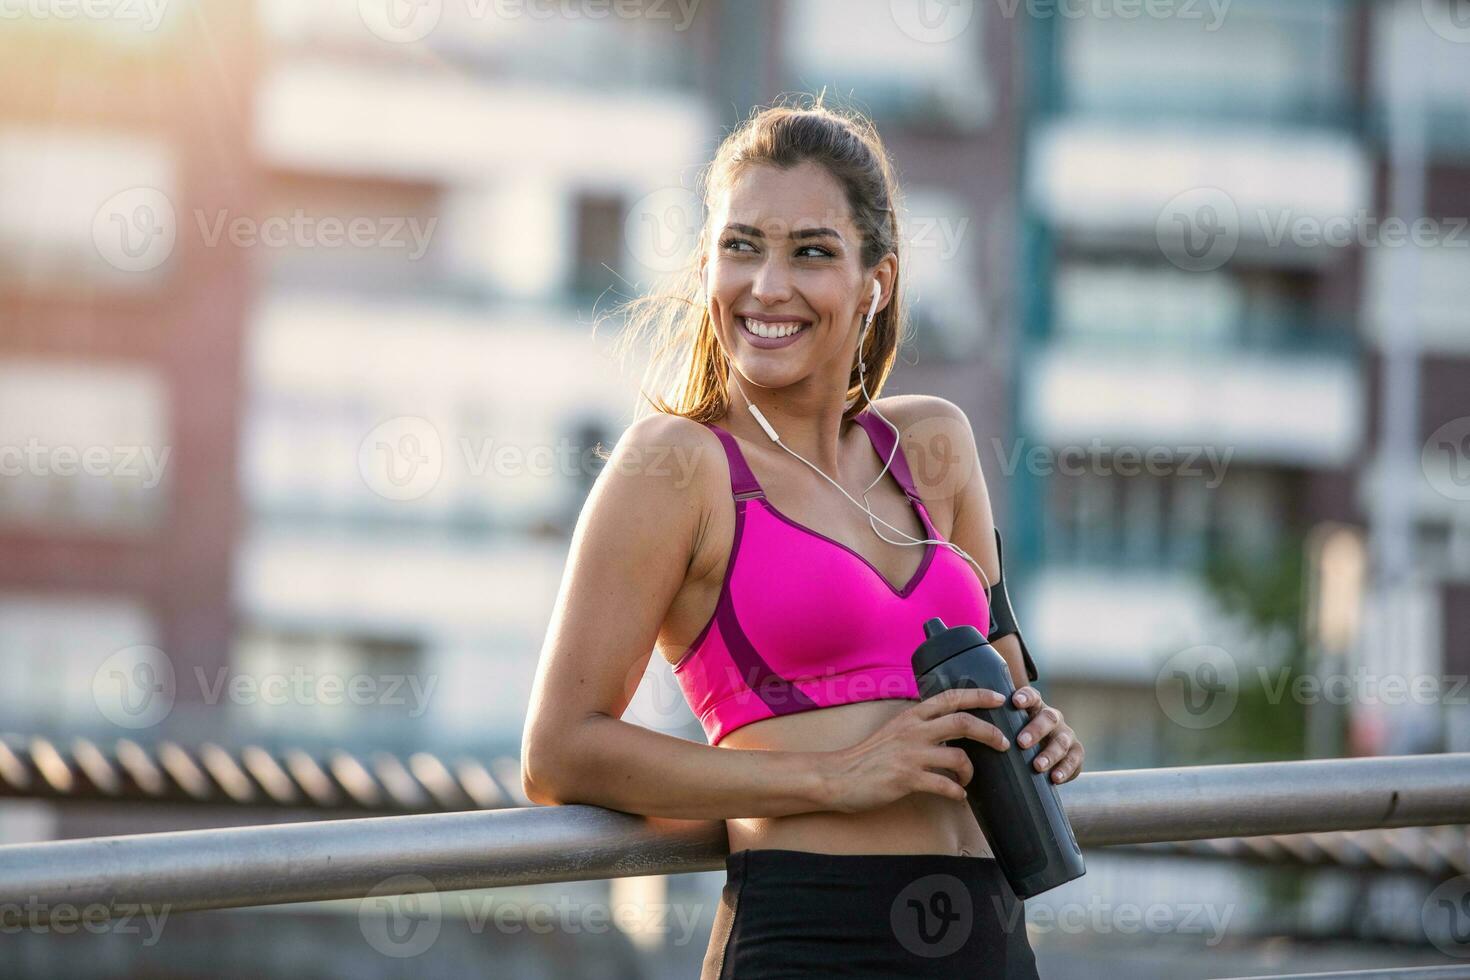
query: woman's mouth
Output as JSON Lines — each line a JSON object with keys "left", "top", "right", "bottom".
{"left": 739, "top": 316, "right": 812, "bottom": 350}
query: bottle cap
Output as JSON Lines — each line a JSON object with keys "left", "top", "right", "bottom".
{"left": 911, "top": 616, "right": 991, "bottom": 677}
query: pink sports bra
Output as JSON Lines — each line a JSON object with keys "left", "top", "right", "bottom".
{"left": 671, "top": 409, "right": 992, "bottom": 746}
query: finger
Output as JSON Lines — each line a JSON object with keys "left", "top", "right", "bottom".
{"left": 927, "top": 713, "right": 1009, "bottom": 752}
{"left": 915, "top": 770, "right": 969, "bottom": 802}
{"left": 1011, "top": 686, "right": 1041, "bottom": 710}
{"left": 1032, "top": 728, "right": 1075, "bottom": 773}
{"left": 1050, "top": 744, "right": 1085, "bottom": 783}
{"left": 918, "top": 686, "right": 1004, "bottom": 720}
{"left": 1016, "top": 705, "right": 1062, "bottom": 750}
{"left": 924, "top": 746, "right": 974, "bottom": 787}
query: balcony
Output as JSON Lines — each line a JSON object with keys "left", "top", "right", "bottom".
{"left": 1026, "top": 118, "right": 1372, "bottom": 267}
{"left": 1024, "top": 331, "right": 1362, "bottom": 469}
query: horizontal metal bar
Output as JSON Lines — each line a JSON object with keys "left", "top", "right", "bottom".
{"left": 1, "top": 753, "right": 1468, "bottom": 922}
{"left": 1214, "top": 968, "right": 1470, "bottom": 980}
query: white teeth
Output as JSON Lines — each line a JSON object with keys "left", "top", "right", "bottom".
{"left": 742, "top": 317, "right": 807, "bottom": 340}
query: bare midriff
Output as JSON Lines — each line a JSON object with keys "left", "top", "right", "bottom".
{"left": 715, "top": 698, "right": 995, "bottom": 859}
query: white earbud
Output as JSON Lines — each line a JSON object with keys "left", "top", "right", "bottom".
{"left": 867, "top": 279, "right": 881, "bottom": 323}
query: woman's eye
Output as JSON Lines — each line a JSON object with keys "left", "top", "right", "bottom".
{"left": 718, "top": 238, "right": 832, "bottom": 258}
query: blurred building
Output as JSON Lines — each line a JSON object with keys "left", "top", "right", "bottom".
{"left": 1, "top": 0, "right": 1468, "bottom": 976}
{"left": 1013, "top": 0, "right": 1470, "bottom": 769}
{"left": 0, "top": 3, "right": 253, "bottom": 762}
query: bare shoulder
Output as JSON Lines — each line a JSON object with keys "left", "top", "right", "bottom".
{"left": 597, "top": 412, "right": 728, "bottom": 567}
{"left": 606, "top": 412, "right": 724, "bottom": 501}
{"left": 867, "top": 394, "right": 987, "bottom": 525}
{"left": 869, "top": 393, "right": 972, "bottom": 433}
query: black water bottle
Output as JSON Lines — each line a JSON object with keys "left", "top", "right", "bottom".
{"left": 911, "top": 616, "right": 1086, "bottom": 899}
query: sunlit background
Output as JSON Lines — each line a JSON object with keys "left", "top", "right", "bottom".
{"left": 1, "top": 0, "right": 1468, "bottom": 975}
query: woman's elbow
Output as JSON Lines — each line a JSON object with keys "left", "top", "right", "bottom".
{"left": 520, "top": 740, "right": 565, "bottom": 806}
{"left": 521, "top": 726, "right": 593, "bottom": 806}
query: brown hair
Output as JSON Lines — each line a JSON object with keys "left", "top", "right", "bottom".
{"left": 606, "top": 93, "right": 907, "bottom": 428}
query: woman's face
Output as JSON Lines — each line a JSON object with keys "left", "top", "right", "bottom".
{"left": 702, "top": 160, "right": 890, "bottom": 399}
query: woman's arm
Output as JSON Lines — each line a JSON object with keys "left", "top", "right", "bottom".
{"left": 901, "top": 395, "right": 1085, "bottom": 784}
{"left": 520, "top": 412, "right": 835, "bottom": 820}
{"left": 892, "top": 396, "right": 1027, "bottom": 687}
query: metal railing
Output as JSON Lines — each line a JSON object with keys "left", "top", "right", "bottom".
{"left": 2, "top": 753, "right": 1469, "bottom": 922}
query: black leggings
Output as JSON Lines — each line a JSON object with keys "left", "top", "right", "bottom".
{"left": 700, "top": 848, "right": 1040, "bottom": 978}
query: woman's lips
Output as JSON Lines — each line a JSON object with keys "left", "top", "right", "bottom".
{"left": 739, "top": 316, "right": 811, "bottom": 350}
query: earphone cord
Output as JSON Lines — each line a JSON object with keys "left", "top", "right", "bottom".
{"left": 724, "top": 305, "right": 992, "bottom": 597}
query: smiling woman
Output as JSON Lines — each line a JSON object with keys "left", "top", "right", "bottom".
{"left": 523, "top": 95, "right": 1075, "bottom": 978}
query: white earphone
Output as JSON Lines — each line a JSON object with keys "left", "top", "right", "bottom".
{"left": 725, "top": 279, "right": 992, "bottom": 594}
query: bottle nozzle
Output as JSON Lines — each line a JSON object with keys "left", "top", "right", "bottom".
{"left": 923, "top": 617, "right": 947, "bottom": 639}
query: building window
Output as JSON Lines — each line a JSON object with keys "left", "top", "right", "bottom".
{"left": 572, "top": 193, "right": 625, "bottom": 301}
{"left": 781, "top": 0, "right": 991, "bottom": 128}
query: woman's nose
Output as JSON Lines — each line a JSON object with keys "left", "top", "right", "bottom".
{"left": 749, "top": 256, "right": 794, "bottom": 306}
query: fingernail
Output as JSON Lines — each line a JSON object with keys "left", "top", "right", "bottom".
{"left": 1036, "top": 757, "right": 1047, "bottom": 769}
{"left": 1014, "top": 692, "right": 1027, "bottom": 705}
{"left": 1018, "top": 733, "right": 1031, "bottom": 747}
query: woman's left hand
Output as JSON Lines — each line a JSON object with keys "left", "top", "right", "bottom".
{"left": 1011, "top": 687, "right": 1083, "bottom": 784}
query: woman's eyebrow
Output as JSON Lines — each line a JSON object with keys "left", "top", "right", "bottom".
{"left": 723, "top": 222, "right": 842, "bottom": 240}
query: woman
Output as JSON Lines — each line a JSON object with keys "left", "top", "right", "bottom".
{"left": 522, "top": 97, "right": 1083, "bottom": 978}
